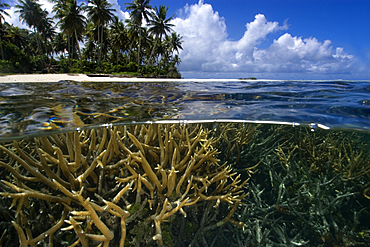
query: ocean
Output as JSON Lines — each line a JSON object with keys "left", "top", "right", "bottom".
{"left": 0, "top": 79, "right": 369, "bottom": 246}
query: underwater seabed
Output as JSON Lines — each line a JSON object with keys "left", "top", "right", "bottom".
{"left": 0, "top": 122, "right": 369, "bottom": 247}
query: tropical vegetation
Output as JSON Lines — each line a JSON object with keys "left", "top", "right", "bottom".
{"left": 0, "top": 0, "right": 183, "bottom": 78}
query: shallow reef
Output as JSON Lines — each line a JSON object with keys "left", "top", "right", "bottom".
{"left": 0, "top": 123, "right": 255, "bottom": 246}
{"left": 0, "top": 122, "right": 369, "bottom": 246}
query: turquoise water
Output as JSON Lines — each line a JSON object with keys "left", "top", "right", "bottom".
{"left": 0, "top": 80, "right": 370, "bottom": 246}
{"left": 0, "top": 80, "right": 370, "bottom": 139}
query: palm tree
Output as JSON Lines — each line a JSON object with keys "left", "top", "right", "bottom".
{"left": 0, "top": 0, "right": 9, "bottom": 60}
{"left": 87, "top": 0, "right": 115, "bottom": 69}
{"left": 147, "top": 5, "right": 174, "bottom": 65}
{"left": 6, "top": 25, "right": 29, "bottom": 49}
{"left": 16, "top": 0, "right": 45, "bottom": 59}
{"left": 54, "top": 0, "right": 86, "bottom": 67}
{"left": 0, "top": 0, "right": 9, "bottom": 21}
{"left": 125, "top": 0, "right": 153, "bottom": 65}
{"left": 37, "top": 11, "right": 56, "bottom": 62}
{"left": 167, "top": 32, "right": 183, "bottom": 55}
{"left": 83, "top": 22, "right": 97, "bottom": 61}
{"left": 172, "top": 54, "right": 181, "bottom": 66}
{"left": 52, "top": 32, "right": 67, "bottom": 57}
{"left": 110, "top": 16, "right": 128, "bottom": 64}
{"left": 125, "top": 18, "right": 139, "bottom": 62}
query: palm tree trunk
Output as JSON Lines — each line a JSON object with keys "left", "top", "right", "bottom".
{"left": 137, "top": 27, "right": 141, "bottom": 66}
{"left": 34, "top": 28, "right": 45, "bottom": 68}
{"left": 0, "top": 35, "right": 4, "bottom": 60}
{"left": 75, "top": 30, "right": 83, "bottom": 70}
{"left": 0, "top": 22, "right": 3, "bottom": 60}
{"left": 68, "top": 36, "right": 71, "bottom": 65}
{"left": 147, "top": 37, "right": 158, "bottom": 66}
{"left": 44, "top": 36, "right": 50, "bottom": 64}
{"left": 98, "top": 25, "right": 101, "bottom": 70}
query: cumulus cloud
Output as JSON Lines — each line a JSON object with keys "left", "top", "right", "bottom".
{"left": 171, "top": 1, "right": 228, "bottom": 71}
{"left": 172, "top": 0, "right": 355, "bottom": 78}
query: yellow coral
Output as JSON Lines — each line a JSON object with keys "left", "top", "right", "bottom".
{"left": 0, "top": 123, "right": 253, "bottom": 246}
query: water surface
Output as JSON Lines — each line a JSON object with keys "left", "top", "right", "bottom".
{"left": 1, "top": 79, "right": 370, "bottom": 246}
{"left": 1, "top": 80, "right": 369, "bottom": 139}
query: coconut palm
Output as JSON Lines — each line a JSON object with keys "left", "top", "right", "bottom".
{"left": 6, "top": 25, "right": 29, "bottom": 49}
{"left": 87, "top": 0, "right": 115, "bottom": 69}
{"left": 167, "top": 32, "right": 183, "bottom": 55}
{"left": 110, "top": 16, "right": 128, "bottom": 64}
{"left": 147, "top": 5, "right": 174, "bottom": 65}
{"left": 37, "top": 12, "right": 56, "bottom": 62}
{"left": 54, "top": 0, "right": 86, "bottom": 67}
{"left": 83, "top": 22, "right": 97, "bottom": 61}
{"left": 125, "top": 18, "right": 141, "bottom": 63}
{"left": 16, "top": 0, "right": 45, "bottom": 59}
{"left": 125, "top": 0, "right": 152, "bottom": 26}
{"left": 52, "top": 32, "right": 67, "bottom": 57}
{"left": 125, "top": 0, "right": 153, "bottom": 65}
{"left": 0, "top": 0, "right": 9, "bottom": 60}
{"left": 0, "top": 0, "right": 9, "bottom": 21}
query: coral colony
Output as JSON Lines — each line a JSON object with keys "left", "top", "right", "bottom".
{"left": 0, "top": 123, "right": 254, "bottom": 246}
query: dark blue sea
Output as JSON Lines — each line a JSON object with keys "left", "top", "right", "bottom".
{"left": 0, "top": 79, "right": 369, "bottom": 246}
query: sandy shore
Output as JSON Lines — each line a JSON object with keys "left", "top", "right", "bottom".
{"left": 0, "top": 74, "right": 250, "bottom": 83}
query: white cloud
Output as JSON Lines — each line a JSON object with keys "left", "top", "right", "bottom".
{"left": 254, "top": 34, "right": 354, "bottom": 73}
{"left": 4, "top": 6, "right": 28, "bottom": 29}
{"left": 103, "top": 0, "right": 129, "bottom": 22}
{"left": 172, "top": 0, "right": 356, "bottom": 78}
{"left": 171, "top": 0, "right": 228, "bottom": 71}
{"left": 4, "top": 0, "right": 55, "bottom": 29}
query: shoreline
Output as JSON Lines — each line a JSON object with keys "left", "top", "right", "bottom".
{"left": 0, "top": 74, "right": 256, "bottom": 83}
{"left": 0, "top": 74, "right": 355, "bottom": 83}
{"left": 0, "top": 74, "right": 240, "bottom": 83}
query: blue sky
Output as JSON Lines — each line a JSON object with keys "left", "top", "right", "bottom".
{"left": 3, "top": 0, "right": 370, "bottom": 79}
{"left": 148, "top": 0, "right": 370, "bottom": 56}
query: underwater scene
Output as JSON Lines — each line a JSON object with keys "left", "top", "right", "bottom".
{"left": 0, "top": 80, "right": 370, "bottom": 247}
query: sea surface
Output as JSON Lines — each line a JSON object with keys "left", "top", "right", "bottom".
{"left": 0, "top": 79, "right": 370, "bottom": 246}
{"left": 0, "top": 79, "right": 369, "bottom": 139}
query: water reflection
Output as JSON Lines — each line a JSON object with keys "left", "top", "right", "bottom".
{"left": 1, "top": 80, "right": 370, "bottom": 139}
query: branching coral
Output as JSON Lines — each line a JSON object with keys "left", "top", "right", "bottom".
{"left": 0, "top": 123, "right": 252, "bottom": 246}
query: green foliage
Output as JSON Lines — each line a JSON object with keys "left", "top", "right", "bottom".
{"left": 55, "top": 57, "right": 70, "bottom": 73}
{"left": 81, "top": 60, "right": 96, "bottom": 73}
{"left": 1, "top": 0, "right": 183, "bottom": 78}
{"left": 112, "top": 64, "right": 125, "bottom": 73}
{"left": 0, "top": 59, "right": 14, "bottom": 73}
{"left": 139, "top": 64, "right": 157, "bottom": 75}
{"left": 239, "top": 77, "right": 257, "bottom": 80}
{"left": 0, "top": 41, "right": 33, "bottom": 73}
{"left": 126, "top": 61, "right": 138, "bottom": 72}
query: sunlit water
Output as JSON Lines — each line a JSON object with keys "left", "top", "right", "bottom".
{"left": 0, "top": 80, "right": 370, "bottom": 139}
{"left": 0, "top": 80, "right": 370, "bottom": 246}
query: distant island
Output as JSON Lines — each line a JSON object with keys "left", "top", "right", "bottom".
{"left": 0, "top": 0, "right": 183, "bottom": 78}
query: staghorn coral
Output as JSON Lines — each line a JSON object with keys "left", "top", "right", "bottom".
{"left": 0, "top": 123, "right": 253, "bottom": 246}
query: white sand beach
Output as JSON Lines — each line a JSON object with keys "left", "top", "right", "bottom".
{"left": 0, "top": 74, "right": 252, "bottom": 83}
{"left": 0, "top": 74, "right": 174, "bottom": 83}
